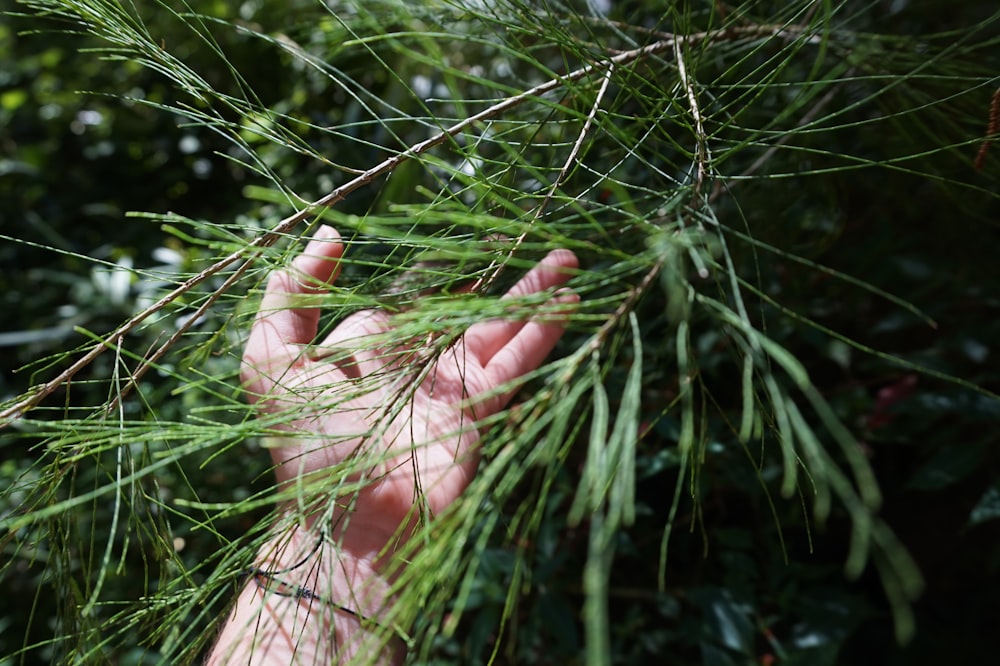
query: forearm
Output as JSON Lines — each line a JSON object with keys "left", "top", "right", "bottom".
{"left": 207, "top": 523, "right": 402, "bottom": 666}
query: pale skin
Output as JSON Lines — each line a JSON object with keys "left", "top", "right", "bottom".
{"left": 207, "top": 225, "right": 578, "bottom": 665}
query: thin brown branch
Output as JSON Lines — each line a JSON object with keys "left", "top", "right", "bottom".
{"left": 107, "top": 257, "right": 258, "bottom": 412}
{"left": 674, "top": 39, "right": 709, "bottom": 204}
{"left": 472, "top": 63, "right": 616, "bottom": 294}
{"left": 1, "top": 23, "right": 816, "bottom": 426}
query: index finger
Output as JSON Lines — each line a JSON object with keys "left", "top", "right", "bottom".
{"left": 462, "top": 249, "right": 578, "bottom": 365}
{"left": 242, "top": 225, "right": 344, "bottom": 393}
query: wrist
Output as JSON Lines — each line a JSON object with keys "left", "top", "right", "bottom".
{"left": 208, "top": 522, "right": 403, "bottom": 666}
{"left": 260, "top": 520, "right": 392, "bottom": 623}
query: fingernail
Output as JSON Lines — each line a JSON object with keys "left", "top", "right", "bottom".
{"left": 313, "top": 224, "right": 339, "bottom": 241}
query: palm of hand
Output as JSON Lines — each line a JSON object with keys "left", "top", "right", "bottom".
{"left": 242, "top": 226, "right": 577, "bottom": 550}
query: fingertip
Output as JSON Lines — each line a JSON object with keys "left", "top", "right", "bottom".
{"left": 302, "top": 224, "right": 343, "bottom": 258}
{"left": 545, "top": 248, "right": 579, "bottom": 270}
{"left": 539, "top": 249, "right": 578, "bottom": 289}
{"left": 313, "top": 224, "right": 340, "bottom": 239}
{"left": 314, "top": 224, "right": 340, "bottom": 241}
{"left": 536, "top": 289, "right": 579, "bottom": 328}
{"left": 292, "top": 226, "right": 344, "bottom": 289}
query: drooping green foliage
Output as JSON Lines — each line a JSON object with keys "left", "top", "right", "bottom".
{"left": 1, "top": 0, "right": 999, "bottom": 664}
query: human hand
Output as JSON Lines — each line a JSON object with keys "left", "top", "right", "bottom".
{"left": 241, "top": 225, "right": 578, "bottom": 559}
